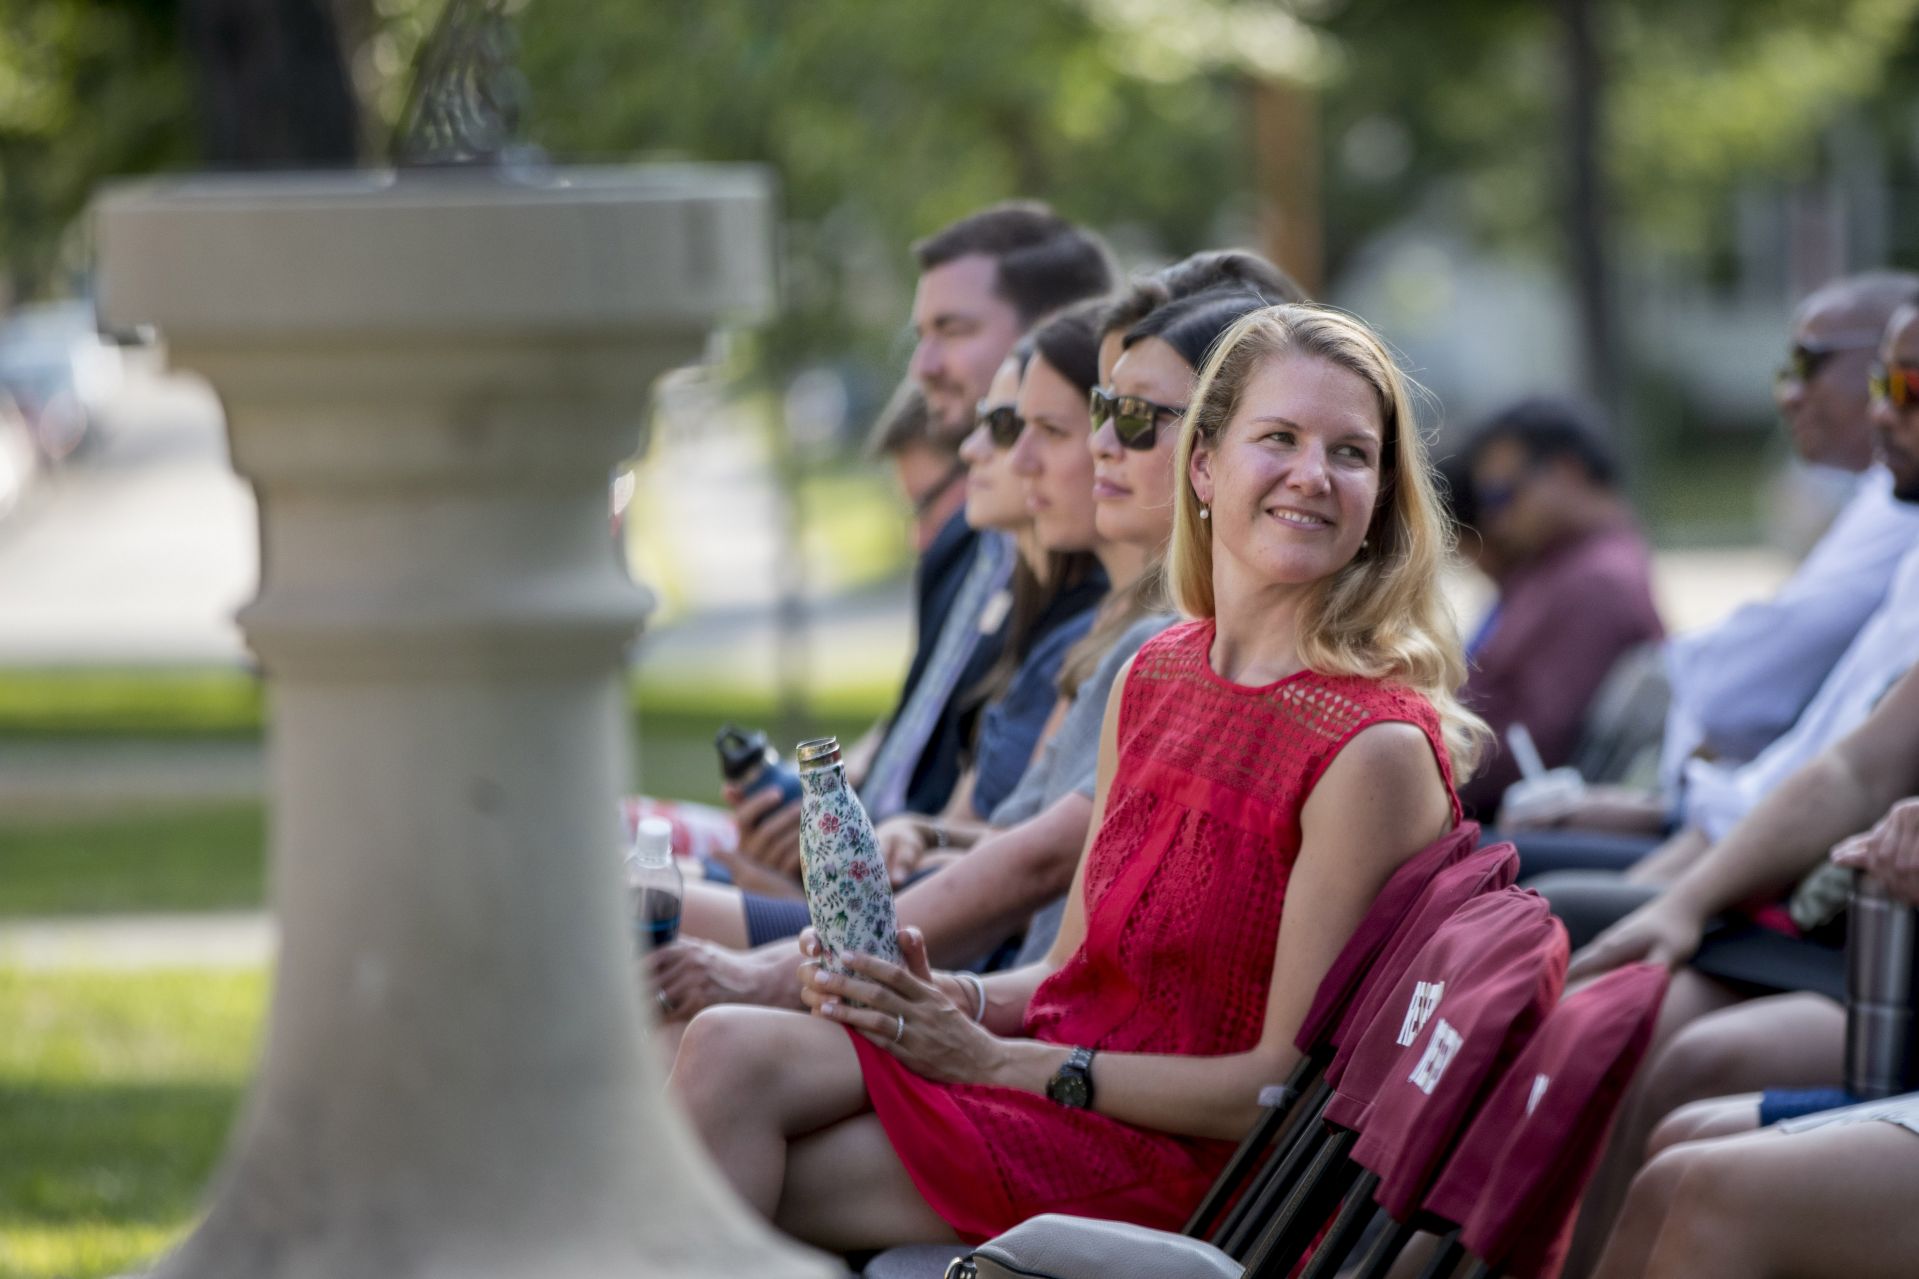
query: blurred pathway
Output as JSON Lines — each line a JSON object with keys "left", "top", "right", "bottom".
{"left": 0, "top": 910, "right": 272, "bottom": 969}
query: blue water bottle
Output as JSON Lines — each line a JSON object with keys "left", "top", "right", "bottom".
{"left": 715, "top": 724, "right": 804, "bottom": 817}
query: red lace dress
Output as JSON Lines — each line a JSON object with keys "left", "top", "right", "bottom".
{"left": 850, "top": 619, "right": 1461, "bottom": 1242}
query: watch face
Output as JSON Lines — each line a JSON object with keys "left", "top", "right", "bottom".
{"left": 1048, "top": 1070, "right": 1091, "bottom": 1109}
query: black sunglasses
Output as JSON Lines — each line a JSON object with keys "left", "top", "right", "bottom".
{"left": 975, "top": 403, "right": 1025, "bottom": 448}
{"left": 1775, "top": 332, "right": 1883, "bottom": 388}
{"left": 1089, "top": 387, "right": 1186, "bottom": 451}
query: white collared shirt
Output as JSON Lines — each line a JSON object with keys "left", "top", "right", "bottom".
{"left": 1662, "top": 466, "right": 1919, "bottom": 790}
{"left": 1681, "top": 536, "right": 1919, "bottom": 841}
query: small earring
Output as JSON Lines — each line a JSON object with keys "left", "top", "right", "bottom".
{"left": 1199, "top": 505, "right": 1210, "bottom": 520}
{"left": 1361, "top": 537, "right": 1370, "bottom": 549}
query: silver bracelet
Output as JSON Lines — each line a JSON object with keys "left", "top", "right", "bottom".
{"left": 956, "top": 970, "right": 988, "bottom": 1023}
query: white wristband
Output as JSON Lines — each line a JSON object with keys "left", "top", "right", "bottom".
{"left": 956, "top": 971, "right": 988, "bottom": 1023}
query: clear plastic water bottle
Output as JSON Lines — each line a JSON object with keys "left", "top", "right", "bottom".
{"left": 797, "top": 736, "right": 902, "bottom": 975}
{"left": 626, "top": 815, "right": 683, "bottom": 951}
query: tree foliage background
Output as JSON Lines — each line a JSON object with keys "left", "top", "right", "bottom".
{"left": 7, "top": 0, "right": 1919, "bottom": 392}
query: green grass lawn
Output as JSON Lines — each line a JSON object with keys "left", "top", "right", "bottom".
{"left": 0, "top": 968, "right": 266, "bottom": 1279}
{"left": 0, "top": 668, "right": 880, "bottom": 1272}
{"left": 0, "top": 676, "right": 878, "bottom": 921}
{"left": 0, "top": 806, "right": 265, "bottom": 919}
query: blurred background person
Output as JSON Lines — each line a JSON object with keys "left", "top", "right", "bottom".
{"left": 1504, "top": 274, "right": 1919, "bottom": 875}
{"left": 1453, "top": 396, "right": 1663, "bottom": 819}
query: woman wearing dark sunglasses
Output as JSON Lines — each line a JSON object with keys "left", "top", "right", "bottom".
{"left": 657, "top": 329, "right": 1108, "bottom": 954}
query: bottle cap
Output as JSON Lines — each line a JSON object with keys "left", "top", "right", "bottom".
{"left": 633, "top": 816, "right": 675, "bottom": 866}
{"left": 715, "top": 725, "right": 774, "bottom": 781}
{"left": 796, "top": 736, "right": 842, "bottom": 770}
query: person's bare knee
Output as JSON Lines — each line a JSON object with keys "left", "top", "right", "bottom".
{"left": 1641, "top": 993, "right": 1842, "bottom": 1139}
{"left": 671, "top": 1007, "right": 773, "bottom": 1131}
{"left": 1646, "top": 1094, "right": 1761, "bottom": 1160}
{"left": 1643, "top": 1013, "right": 1752, "bottom": 1120}
{"left": 1644, "top": 1144, "right": 1769, "bottom": 1279}
{"left": 1590, "top": 1145, "right": 1697, "bottom": 1279}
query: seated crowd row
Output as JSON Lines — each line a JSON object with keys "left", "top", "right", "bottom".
{"left": 629, "top": 202, "right": 1919, "bottom": 1279}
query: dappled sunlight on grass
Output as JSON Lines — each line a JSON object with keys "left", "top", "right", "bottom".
{"left": 0, "top": 968, "right": 266, "bottom": 1279}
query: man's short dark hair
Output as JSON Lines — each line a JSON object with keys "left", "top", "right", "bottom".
{"left": 1467, "top": 396, "right": 1620, "bottom": 488}
{"left": 912, "top": 201, "right": 1113, "bottom": 324}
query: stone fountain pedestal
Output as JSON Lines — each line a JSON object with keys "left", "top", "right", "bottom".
{"left": 95, "top": 166, "right": 839, "bottom": 1278}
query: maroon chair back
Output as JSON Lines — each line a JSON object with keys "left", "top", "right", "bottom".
{"left": 1341, "top": 891, "right": 1569, "bottom": 1222}
{"left": 1292, "top": 821, "right": 1483, "bottom": 1055}
{"left": 1324, "top": 888, "right": 1564, "bottom": 1136}
{"left": 1431, "top": 962, "right": 1669, "bottom": 1278}
{"left": 1324, "top": 843, "right": 1520, "bottom": 1086}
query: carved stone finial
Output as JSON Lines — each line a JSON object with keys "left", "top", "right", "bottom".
{"left": 392, "top": 0, "right": 540, "bottom": 168}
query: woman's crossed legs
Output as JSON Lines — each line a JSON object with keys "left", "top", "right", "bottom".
{"left": 669, "top": 1004, "right": 961, "bottom": 1254}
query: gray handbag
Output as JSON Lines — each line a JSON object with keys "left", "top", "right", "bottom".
{"left": 941, "top": 1214, "right": 1241, "bottom": 1279}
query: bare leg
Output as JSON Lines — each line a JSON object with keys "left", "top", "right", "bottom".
{"left": 1638, "top": 1122, "right": 1919, "bottom": 1279}
{"left": 1645, "top": 1092, "right": 1761, "bottom": 1159}
{"left": 669, "top": 1006, "right": 872, "bottom": 1218}
{"left": 1561, "top": 969, "right": 1741, "bottom": 1278}
{"left": 777, "top": 1114, "right": 961, "bottom": 1252}
{"left": 1570, "top": 989, "right": 1844, "bottom": 1277}
{"left": 652, "top": 1014, "right": 690, "bottom": 1075}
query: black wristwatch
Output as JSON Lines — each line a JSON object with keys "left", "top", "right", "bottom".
{"left": 1046, "top": 1046, "right": 1097, "bottom": 1109}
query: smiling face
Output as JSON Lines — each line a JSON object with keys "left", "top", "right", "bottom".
{"left": 910, "top": 254, "right": 1026, "bottom": 435}
{"left": 959, "top": 356, "right": 1030, "bottom": 531}
{"left": 1093, "top": 336, "right": 1189, "bottom": 549}
{"left": 1188, "top": 351, "right": 1384, "bottom": 592}
{"left": 1873, "top": 304, "right": 1919, "bottom": 503}
{"left": 1009, "top": 352, "right": 1099, "bottom": 552}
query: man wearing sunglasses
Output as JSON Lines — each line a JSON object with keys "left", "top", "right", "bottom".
{"left": 1674, "top": 271, "right": 1919, "bottom": 764}
{"left": 1509, "top": 273, "right": 1919, "bottom": 860}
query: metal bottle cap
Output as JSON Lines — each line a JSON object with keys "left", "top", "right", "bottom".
{"left": 796, "top": 737, "right": 842, "bottom": 770}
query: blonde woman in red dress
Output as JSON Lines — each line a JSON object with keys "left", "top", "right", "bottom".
{"left": 669, "top": 303, "right": 1489, "bottom": 1253}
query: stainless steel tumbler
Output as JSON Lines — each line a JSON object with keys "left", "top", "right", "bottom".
{"left": 1846, "top": 871, "right": 1919, "bottom": 1100}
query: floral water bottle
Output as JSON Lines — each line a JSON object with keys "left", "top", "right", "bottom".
{"left": 796, "top": 736, "right": 903, "bottom": 975}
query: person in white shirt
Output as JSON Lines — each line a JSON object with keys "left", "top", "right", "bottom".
{"left": 1506, "top": 272, "right": 1919, "bottom": 873}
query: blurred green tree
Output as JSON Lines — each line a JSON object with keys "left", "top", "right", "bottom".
{"left": 0, "top": 0, "right": 193, "bottom": 302}
{"left": 511, "top": 0, "right": 1273, "bottom": 384}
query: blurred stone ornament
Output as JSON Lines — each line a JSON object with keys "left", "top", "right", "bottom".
{"left": 392, "top": 0, "right": 543, "bottom": 168}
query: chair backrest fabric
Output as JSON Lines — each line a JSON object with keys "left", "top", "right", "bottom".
{"left": 1341, "top": 890, "right": 1569, "bottom": 1220}
{"left": 1435, "top": 962, "right": 1669, "bottom": 1278}
{"left": 1571, "top": 642, "right": 1670, "bottom": 785}
{"left": 1293, "top": 822, "right": 1484, "bottom": 1055}
{"left": 1325, "top": 843, "right": 1521, "bottom": 1085}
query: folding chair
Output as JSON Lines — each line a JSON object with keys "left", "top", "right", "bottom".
{"left": 1374, "top": 962, "right": 1671, "bottom": 1279}
{"left": 1236, "top": 889, "right": 1569, "bottom": 1279}
{"left": 1211, "top": 842, "right": 1520, "bottom": 1258}
{"left": 1186, "top": 821, "right": 1489, "bottom": 1244}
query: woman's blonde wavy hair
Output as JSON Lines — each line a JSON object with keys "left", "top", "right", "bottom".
{"left": 1167, "top": 303, "right": 1489, "bottom": 778}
